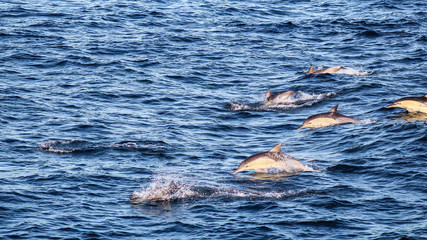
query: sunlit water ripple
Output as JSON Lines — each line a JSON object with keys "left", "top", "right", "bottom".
{"left": 1, "top": 0, "right": 426, "bottom": 239}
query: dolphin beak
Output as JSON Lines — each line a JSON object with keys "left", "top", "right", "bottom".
{"left": 297, "top": 126, "right": 304, "bottom": 130}
{"left": 385, "top": 104, "right": 395, "bottom": 108}
{"left": 233, "top": 167, "right": 244, "bottom": 175}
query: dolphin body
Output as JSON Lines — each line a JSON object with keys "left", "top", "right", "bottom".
{"left": 233, "top": 143, "right": 312, "bottom": 175}
{"left": 307, "top": 65, "right": 343, "bottom": 74}
{"left": 264, "top": 89, "right": 296, "bottom": 106}
{"left": 386, "top": 94, "right": 427, "bottom": 113}
{"left": 297, "top": 105, "right": 360, "bottom": 129}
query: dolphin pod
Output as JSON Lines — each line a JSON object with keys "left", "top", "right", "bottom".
{"left": 130, "top": 64, "right": 425, "bottom": 201}
{"left": 233, "top": 143, "right": 313, "bottom": 175}
{"left": 231, "top": 65, "right": 426, "bottom": 175}
{"left": 131, "top": 64, "right": 425, "bottom": 200}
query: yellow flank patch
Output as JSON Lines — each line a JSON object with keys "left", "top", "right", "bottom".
{"left": 310, "top": 118, "right": 337, "bottom": 128}
{"left": 399, "top": 100, "right": 427, "bottom": 113}
{"left": 246, "top": 157, "right": 278, "bottom": 170}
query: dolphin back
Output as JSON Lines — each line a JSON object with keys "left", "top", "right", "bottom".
{"left": 307, "top": 66, "right": 342, "bottom": 74}
{"left": 265, "top": 152, "right": 312, "bottom": 173}
{"left": 333, "top": 112, "right": 361, "bottom": 124}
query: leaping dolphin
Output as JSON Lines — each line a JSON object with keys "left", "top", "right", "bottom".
{"left": 233, "top": 143, "right": 313, "bottom": 175}
{"left": 297, "top": 105, "right": 360, "bottom": 129}
{"left": 307, "top": 65, "right": 343, "bottom": 74}
{"left": 386, "top": 94, "right": 427, "bottom": 113}
{"left": 264, "top": 89, "right": 296, "bottom": 106}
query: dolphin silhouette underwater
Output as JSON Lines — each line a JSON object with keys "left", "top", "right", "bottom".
{"left": 297, "top": 105, "right": 360, "bottom": 129}
{"left": 233, "top": 143, "right": 313, "bottom": 175}
{"left": 264, "top": 89, "right": 296, "bottom": 106}
{"left": 386, "top": 94, "right": 427, "bottom": 114}
{"left": 307, "top": 65, "right": 343, "bottom": 74}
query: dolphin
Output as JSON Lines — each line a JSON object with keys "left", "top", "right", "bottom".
{"left": 386, "top": 94, "right": 427, "bottom": 113}
{"left": 297, "top": 105, "right": 360, "bottom": 129}
{"left": 307, "top": 65, "right": 343, "bottom": 74}
{"left": 233, "top": 143, "right": 313, "bottom": 175}
{"left": 264, "top": 89, "right": 296, "bottom": 105}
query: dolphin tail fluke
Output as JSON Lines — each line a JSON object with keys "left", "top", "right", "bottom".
{"left": 308, "top": 65, "right": 314, "bottom": 73}
{"left": 329, "top": 105, "right": 339, "bottom": 113}
{"left": 268, "top": 143, "right": 282, "bottom": 153}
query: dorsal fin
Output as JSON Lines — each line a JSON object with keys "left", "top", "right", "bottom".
{"left": 329, "top": 105, "right": 339, "bottom": 113}
{"left": 266, "top": 89, "right": 271, "bottom": 99}
{"left": 268, "top": 143, "right": 282, "bottom": 153}
{"left": 308, "top": 65, "right": 314, "bottom": 73}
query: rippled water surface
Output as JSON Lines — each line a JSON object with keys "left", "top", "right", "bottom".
{"left": 1, "top": 0, "right": 426, "bottom": 239}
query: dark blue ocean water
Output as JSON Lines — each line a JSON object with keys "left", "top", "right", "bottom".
{"left": 1, "top": 0, "right": 426, "bottom": 239}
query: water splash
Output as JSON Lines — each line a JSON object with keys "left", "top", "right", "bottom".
{"left": 131, "top": 178, "right": 198, "bottom": 202}
{"left": 359, "top": 119, "right": 379, "bottom": 124}
{"left": 38, "top": 140, "right": 99, "bottom": 153}
{"left": 335, "top": 67, "right": 373, "bottom": 76}
{"left": 228, "top": 91, "right": 336, "bottom": 112}
{"left": 130, "top": 175, "right": 308, "bottom": 203}
{"left": 38, "top": 140, "right": 167, "bottom": 153}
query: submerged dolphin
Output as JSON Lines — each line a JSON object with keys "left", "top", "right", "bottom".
{"left": 264, "top": 89, "right": 296, "bottom": 105}
{"left": 297, "top": 105, "right": 360, "bottom": 129}
{"left": 233, "top": 143, "right": 312, "bottom": 175}
{"left": 131, "top": 181, "right": 183, "bottom": 201}
{"left": 307, "top": 65, "right": 343, "bottom": 74}
{"left": 386, "top": 94, "right": 427, "bottom": 113}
